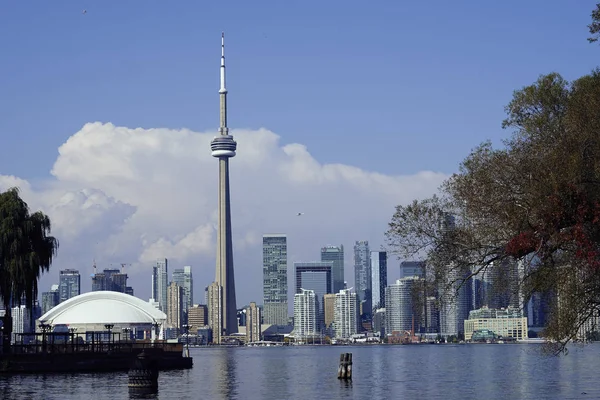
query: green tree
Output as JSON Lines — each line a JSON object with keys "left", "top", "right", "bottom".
{"left": 0, "top": 188, "right": 58, "bottom": 352}
{"left": 386, "top": 70, "right": 600, "bottom": 354}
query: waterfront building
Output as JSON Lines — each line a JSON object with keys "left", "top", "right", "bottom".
{"left": 353, "top": 241, "right": 371, "bottom": 316}
{"left": 246, "top": 302, "right": 262, "bottom": 343}
{"left": 334, "top": 289, "right": 358, "bottom": 340}
{"left": 263, "top": 234, "right": 288, "bottom": 325}
{"left": 39, "top": 291, "right": 166, "bottom": 341}
{"left": 385, "top": 277, "right": 422, "bottom": 335}
{"left": 464, "top": 306, "right": 527, "bottom": 341}
{"left": 293, "top": 289, "right": 319, "bottom": 340}
{"left": 323, "top": 293, "right": 336, "bottom": 334}
{"left": 438, "top": 265, "right": 472, "bottom": 337}
{"left": 59, "top": 269, "right": 80, "bottom": 303}
{"left": 321, "top": 245, "right": 345, "bottom": 294}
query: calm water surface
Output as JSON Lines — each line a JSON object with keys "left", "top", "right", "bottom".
{"left": 1, "top": 344, "right": 599, "bottom": 399}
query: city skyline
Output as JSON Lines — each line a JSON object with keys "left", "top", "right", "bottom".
{"left": 1, "top": 2, "right": 597, "bottom": 308}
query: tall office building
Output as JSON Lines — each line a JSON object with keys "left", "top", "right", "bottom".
{"left": 353, "top": 241, "right": 371, "bottom": 315}
{"left": 263, "top": 234, "right": 288, "bottom": 325}
{"left": 294, "top": 289, "right": 319, "bottom": 339}
{"left": 41, "top": 284, "right": 59, "bottom": 315}
{"left": 439, "top": 265, "right": 472, "bottom": 337}
{"left": 92, "top": 267, "right": 131, "bottom": 293}
{"left": 371, "top": 251, "right": 388, "bottom": 312}
{"left": 295, "top": 262, "right": 333, "bottom": 333}
{"left": 210, "top": 33, "right": 239, "bottom": 340}
{"left": 188, "top": 304, "right": 208, "bottom": 333}
{"left": 173, "top": 266, "right": 194, "bottom": 322}
{"left": 399, "top": 261, "right": 425, "bottom": 279}
{"left": 58, "top": 269, "right": 80, "bottom": 303}
{"left": 246, "top": 302, "right": 262, "bottom": 343}
{"left": 321, "top": 245, "right": 345, "bottom": 294}
{"left": 152, "top": 259, "right": 168, "bottom": 312}
{"left": 334, "top": 289, "right": 358, "bottom": 340}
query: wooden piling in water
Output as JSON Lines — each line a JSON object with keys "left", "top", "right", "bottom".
{"left": 337, "top": 352, "right": 352, "bottom": 380}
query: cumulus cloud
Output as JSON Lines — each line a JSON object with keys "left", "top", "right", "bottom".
{"left": 1, "top": 123, "right": 448, "bottom": 305}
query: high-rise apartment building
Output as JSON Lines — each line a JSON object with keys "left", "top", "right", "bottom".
{"left": 334, "top": 289, "right": 358, "bottom": 340}
{"left": 207, "top": 282, "right": 222, "bottom": 344}
{"left": 173, "top": 266, "right": 193, "bottom": 322}
{"left": 371, "top": 251, "right": 388, "bottom": 312}
{"left": 323, "top": 293, "right": 336, "bottom": 333}
{"left": 152, "top": 259, "right": 168, "bottom": 312}
{"left": 321, "top": 245, "right": 344, "bottom": 294}
{"left": 263, "top": 234, "right": 288, "bottom": 325}
{"left": 294, "top": 289, "right": 318, "bottom": 339}
{"left": 167, "top": 281, "right": 183, "bottom": 334}
{"left": 246, "top": 302, "right": 262, "bottom": 343}
{"left": 41, "top": 284, "right": 59, "bottom": 315}
{"left": 353, "top": 241, "right": 371, "bottom": 315}
{"left": 385, "top": 277, "right": 422, "bottom": 335}
{"left": 188, "top": 304, "right": 208, "bottom": 333}
{"left": 59, "top": 269, "right": 80, "bottom": 303}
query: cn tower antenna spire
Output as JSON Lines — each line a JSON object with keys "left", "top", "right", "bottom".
{"left": 219, "top": 32, "right": 228, "bottom": 134}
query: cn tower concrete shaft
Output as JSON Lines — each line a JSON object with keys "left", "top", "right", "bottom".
{"left": 210, "top": 32, "right": 238, "bottom": 337}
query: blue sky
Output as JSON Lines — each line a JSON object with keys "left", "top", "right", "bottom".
{"left": 1, "top": 0, "right": 598, "bottom": 180}
{"left": 0, "top": 1, "right": 599, "bottom": 302}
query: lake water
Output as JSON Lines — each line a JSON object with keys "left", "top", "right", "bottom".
{"left": 1, "top": 344, "right": 599, "bottom": 399}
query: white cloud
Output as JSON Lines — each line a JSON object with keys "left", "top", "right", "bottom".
{"left": 1, "top": 122, "right": 448, "bottom": 306}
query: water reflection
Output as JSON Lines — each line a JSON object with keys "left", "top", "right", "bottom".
{"left": 213, "top": 348, "right": 238, "bottom": 400}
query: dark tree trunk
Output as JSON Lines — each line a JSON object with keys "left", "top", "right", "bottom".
{"left": 2, "top": 308, "right": 12, "bottom": 354}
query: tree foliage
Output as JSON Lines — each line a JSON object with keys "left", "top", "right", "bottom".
{"left": 386, "top": 70, "right": 600, "bottom": 353}
{"left": 0, "top": 188, "right": 58, "bottom": 350}
{"left": 589, "top": 3, "right": 600, "bottom": 43}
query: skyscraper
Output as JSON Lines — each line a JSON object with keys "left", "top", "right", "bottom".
{"left": 152, "top": 259, "right": 168, "bottom": 312}
{"left": 321, "top": 245, "right": 345, "bottom": 294}
{"left": 334, "top": 289, "right": 358, "bottom": 340}
{"left": 263, "top": 234, "right": 288, "bottom": 325}
{"left": 41, "top": 284, "right": 59, "bottom": 315}
{"left": 371, "top": 251, "right": 388, "bottom": 311}
{"left": 353, "top": 241, "right": 371, "bottom": 314}
{"left": 210, "top": 32, "right": 238, "bottom": 339}
{"left": 173, "top": 266, "right": 193, "bottom": 322}
{"left": 58, "top": 269, "right": 80, "bottom": 303}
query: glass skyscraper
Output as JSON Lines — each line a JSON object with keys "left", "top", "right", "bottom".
{"left": 59, "top": 269, "right": 80, "bottom": 303}
{"left": 353, "top": 241, "right": 371, "bottom": 314}
{"left": 263, "top": 234, "right": 288, "bottom": 325}
{"left": 371, "top": 251, "right": 387, "bottom": 311}
{"left": 173, "top": 266, "right": 193, "bottom": 323}
{"left": 321, "top": 245, "right": 344, "bottom": 294}
{"left": 152, "top": 259, "right": 168, "bottom": 312}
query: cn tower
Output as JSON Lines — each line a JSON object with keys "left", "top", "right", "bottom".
{"left": 210, "top": 32, "right": 238, "bottom": 337}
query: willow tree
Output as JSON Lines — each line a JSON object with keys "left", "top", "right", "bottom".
{"left": 0, "top": 188, "right": 58, "bottom": 352}
{"left": 386, "top": 70, "right": 600, "bottom": 353}
{"left": 589, "top": 3, "right": 600, "bottom": 43}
